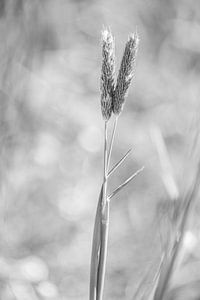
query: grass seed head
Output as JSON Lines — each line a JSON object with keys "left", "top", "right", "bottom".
{"left": 113, "top": 31, "right": 139, "bottom": 115}
{"left": 100, "top": 28, "right": 115, "bottom": 121}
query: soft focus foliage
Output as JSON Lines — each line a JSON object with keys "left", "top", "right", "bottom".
{"left": 0, "top": 0, "right": 200, "bottom": 299}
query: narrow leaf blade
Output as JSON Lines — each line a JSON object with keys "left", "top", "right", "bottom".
{"left": 108, "top": 148, "right": 132, "bottom": 178}
{"left": 108, "top": 166, "right": 144, "bottom": 200}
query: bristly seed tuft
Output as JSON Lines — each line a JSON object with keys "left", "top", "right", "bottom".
{"left": 113, "top": 31, "right": 139, "bottom": 115}
{"left": 100, "top": 28, "right": 115, "bottom": 120}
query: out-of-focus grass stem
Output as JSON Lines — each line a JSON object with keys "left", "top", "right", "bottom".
{"left": 153, "top": 163, "right": 200, "bottom": 300}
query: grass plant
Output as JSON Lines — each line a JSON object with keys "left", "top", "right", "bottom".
{"left": 89, "top": 28, "right": 142, "bottom": 300}
{"left": 133, "top": 127, "right": 200, "bottom": 300}
{"left": 90, "top": 27, "right": 198, "bottom": 300}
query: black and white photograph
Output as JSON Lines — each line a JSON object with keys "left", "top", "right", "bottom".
{"left": 0, "top": 1, "right": 200, "bottom": 299}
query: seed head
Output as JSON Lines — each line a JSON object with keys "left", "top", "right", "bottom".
{"left": 113, "top": 32, "right": 139, "bottom": 115}
{"left": 100, "top": 28, "right": 115, "bottom": 120}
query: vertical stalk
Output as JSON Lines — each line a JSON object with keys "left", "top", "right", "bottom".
{"left": 107, "top": 117, "right": 118, "bottom": 170}
{"left": 89, "top": 186, "right": 102, "bottom": 300}
{"left": 97, "top": 200, "right": 110, "bottom": 300}
{"left": 97, "top": 121, "right": 109, "bottom": 300}
{"left": 102, "top": 121, "right": 108, "bottom": 210}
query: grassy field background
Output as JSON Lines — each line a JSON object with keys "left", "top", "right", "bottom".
{"left": 0, "top": 0, "right": 200, "bottom": 299}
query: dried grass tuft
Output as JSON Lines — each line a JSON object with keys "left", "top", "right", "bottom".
{"left": 113, "top": 32, "right": 139, "bottom": 115}
{"left": 100, "top": 28, "right": 115, "bottom": 120}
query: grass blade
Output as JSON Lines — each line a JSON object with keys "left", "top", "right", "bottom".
{"left": 133, "top": 266, "right": 153, "bottom": 300}
{"left": 108, "top": 148, "right": 132, "bottom": 178}
{"left": 90, "top": 187, "right": 103, "bottom": 300}
{"left": 146, "top": 254, "right": 165, "bottom": 300}
{"left": 108, "top": 166, "right": 144, "bottom": 200}
{"left": 153, "top": 164, "right": 200, "bottom": 300}
{"left": 95, "top": 121, "right": 109, "bottom": 300}
{"left": 97, "top": 200, "right": 110, "bottom": 300}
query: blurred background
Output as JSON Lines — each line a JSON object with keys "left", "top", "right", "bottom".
{"left": 1, "top": 0, "right": 200, "bottom": 299}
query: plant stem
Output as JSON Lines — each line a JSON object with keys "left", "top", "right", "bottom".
{"left": 102, "top": 121, "right": 108, "bottom": 210}
{"left": 89, "top": 187, "right": 103, "bottom": 300}
{"left": 96, "top": 121, "right": 108, "bottom": 300}
{"left": 107, "top": 117, "right": 118, "bottom": 170}
{"left": 97, "top": 200, "right": 110, "bottom": 300}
